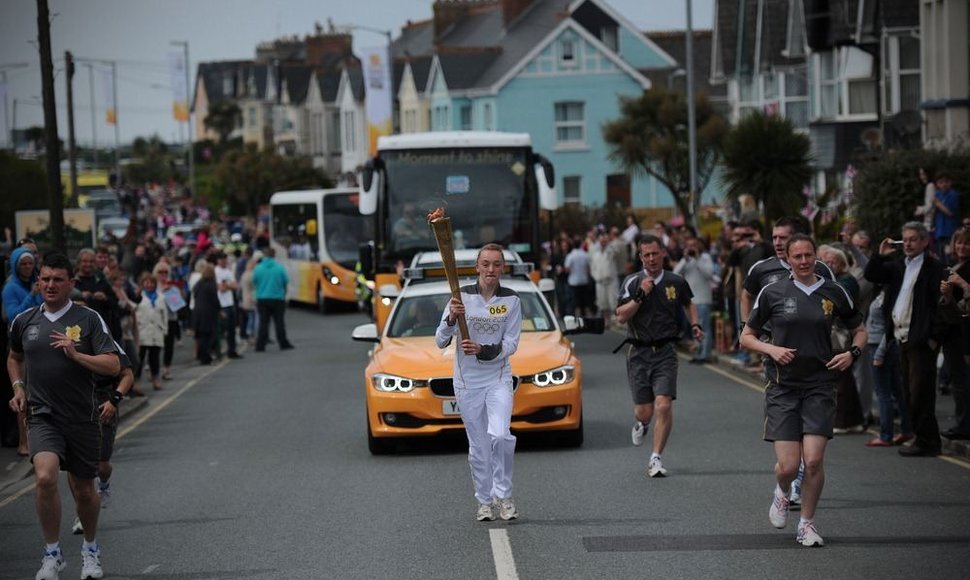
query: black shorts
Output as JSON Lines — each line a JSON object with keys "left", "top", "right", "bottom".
{"left": 627, "top": 343, "right": 678, "bottom": 404}
{"left": 27, "top": 412, "right": 101, "bottom": 479}
{"left": 99, "top": 419, "right": 117, "bottom": 462}
{"left": 763, "top": 383, "right": 836, "bottom": 442}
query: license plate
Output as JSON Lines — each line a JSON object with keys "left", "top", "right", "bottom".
{"left": 442, "top": 399, "right": 461, "bottom": 415}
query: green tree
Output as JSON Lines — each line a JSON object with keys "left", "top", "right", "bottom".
{"left": 721, "top": 111, "right": 812, "bottom": 225}
{"left": 0, "top": 151, "right": 49, "bottom": 226}
{"left": 853, "top": 147, "right": 970, "bottom": 240}
{"left": 602, "top": 86, "right": 728, "bottom": 222}
{"left": 211, "top": 145, "right": 331, "bottom": 215}
{"left": 126, "top": 134, "right": 176, "bottom": 185}
{"left": 204, "top": 101, "right": 243, "bottom": 144}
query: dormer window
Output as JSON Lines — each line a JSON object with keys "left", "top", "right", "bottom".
{"left": 560, "top": 39, "right": 576, "bottom": 67}
{"left": 601, "top": 26, "right": 618, "bottom": 52}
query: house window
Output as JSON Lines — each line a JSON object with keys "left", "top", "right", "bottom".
{"left": 817, "top": 51, "right": 839, "bottom": 119}
{"left": 404, "top": 110, "right": 416, "bottom": 133}
{"left": 563, "top": 176, "right": 581, "bottom": 205}
{"left": 222, "top": 75, "right": 233, "bottom": 97}
{"left": 460, "top": 105, "right": 472, "bottom": 130}
{"left": 883, "top": 32, "right": 921, "bottom": 114}
{"left": 247, "top": 106, "right": 258, "bottom": 128}
{"left": 343, "top": 110, "right": 356, "bottom": 153}
{"left": 560, "top": 39, "right": 576, "bottom": 66}
{"left": 554, "top": 102, "right": 585, "bottom": 145}
{"left": 783, "top": 69, "right": 809, "bottom": 128}
{"left": 483, "top": 103, "right": 493, "bottom": 131}
{"left": 328, "top": 110, "right": 341, "bottom": 152}
{"left": 601, "top": 26, "right": 618, "bottom": 52}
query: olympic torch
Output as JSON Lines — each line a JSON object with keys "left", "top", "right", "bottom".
{"left": 427, "top": 208, "right": 470, "bottom": 341}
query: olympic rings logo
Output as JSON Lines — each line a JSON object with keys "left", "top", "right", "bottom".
{"left": 472, "top": 321, "right": 500, "bottom": 334}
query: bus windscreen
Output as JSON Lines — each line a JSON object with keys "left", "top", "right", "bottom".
{"left": 324, "top": 194, "right": 372, "bottom": 269}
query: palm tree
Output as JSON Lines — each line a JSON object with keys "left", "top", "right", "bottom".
{"left": 603, "top": 86, "right": 728, "bottom": 223}
{"left": 721, "top": 111, "right": 813, "bottom": 224}
{"left": 204, "top": 101, "right": 242, "bottom": 144}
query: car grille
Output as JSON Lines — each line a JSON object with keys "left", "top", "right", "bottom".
{"left": 429, "top": 376, "right": 520, "bottom": 397}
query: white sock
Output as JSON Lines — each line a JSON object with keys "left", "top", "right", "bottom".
{"left": 775, "top": 484, "right": 788, "bottom": 497}
{"left": 81, "top": 539, "right": 97, "bottom": 552}
{"left": 799, "top": 517, "right": 813, "bottom": 527}
{"left": 45, "top": 542, "right": 60, "bottom": 554}
{"left": 650, "top": 452, "right": 661, "bottom": 462}
{"left": 99, "top": 480, "right": 110, "bottom": 491}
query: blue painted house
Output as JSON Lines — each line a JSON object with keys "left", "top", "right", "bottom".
{"left": 393, "top": 0, "right": 689, "bottom": 209}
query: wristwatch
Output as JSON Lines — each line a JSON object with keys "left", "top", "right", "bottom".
{"left": 848, "top": 345, "right": 862, "bottom": 360}
{"left": 109, "top": 390, "right": 123, "bottom": 407}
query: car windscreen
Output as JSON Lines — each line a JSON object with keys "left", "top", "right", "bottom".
{"left": 386, "top": 290, "right": 554, "bottom": 338}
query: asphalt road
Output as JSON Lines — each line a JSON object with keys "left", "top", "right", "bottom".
{"left": 1, "top": 306, "right": 968, "bottom": 579}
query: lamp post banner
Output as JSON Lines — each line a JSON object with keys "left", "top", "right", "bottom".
{"left": 361, "top": 45, "right": 392, "bottom": 157}
{"left": 168, "top": 51, "right": 189, "bottom": 122}
{"left": 100, "top": 66, "right": 115, "bottom": 125}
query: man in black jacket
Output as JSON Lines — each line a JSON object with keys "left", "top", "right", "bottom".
{"left": 864, "top": 222, "right": 946, "bottom": 456}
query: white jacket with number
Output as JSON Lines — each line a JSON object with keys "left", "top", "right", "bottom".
{"left": 435, "top": 283, "right": 522, "bottom": 389}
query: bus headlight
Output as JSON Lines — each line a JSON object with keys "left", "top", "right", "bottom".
{"left": 322, "top": 267, "right": 340, "bottom": 286}
{"left": 372, "top": 373, "right": 418, "bottom": 393}
{"left": 531, "top": 365, "right": 575, "bottom": 387}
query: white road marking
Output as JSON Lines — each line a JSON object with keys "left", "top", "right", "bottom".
{"left": 141, "top": 564, "right": 160, "bottom": 574}
{"left": 489, "top": 528, "right": 519, "bottom": 580}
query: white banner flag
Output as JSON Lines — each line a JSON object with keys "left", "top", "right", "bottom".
{"left": 168, "top": 51, "right": 189, "bottom": 122}
{"left": 100, "top": 67, "right": 115, "bottom": 125}
{"left": 361, "top": 46, "right": 392, "bottom": 156}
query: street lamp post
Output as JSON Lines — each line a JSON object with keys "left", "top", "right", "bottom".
{"left": 685, "top": 0, "right": 699, "bottom": 228}
{"left": 170, "top": 41, "right": 194, "bottom": 198}
{"left": 0, "top": 62, "right": 30, "bottom": 150}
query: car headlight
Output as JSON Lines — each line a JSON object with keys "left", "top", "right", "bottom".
{"left": 531, "top": 365, "right": 575, "bottom": 387}
{"left": 372, "top": 373, "right": 418, "bottom": 393}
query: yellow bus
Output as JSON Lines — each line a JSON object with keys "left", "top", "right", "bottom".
{"left": 269, "top": 189, "right": 373, "bottom": 313}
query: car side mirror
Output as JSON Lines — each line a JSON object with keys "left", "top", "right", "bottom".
{"left": 562, "top": 316, "right": 605, "bottom": 335}
{"left": 352, "top": 323, "right": 380, "bottom": 343}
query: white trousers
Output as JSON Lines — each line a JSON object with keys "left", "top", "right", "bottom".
{"left": 456, "top": 381, "right": 516, "bottom": 505}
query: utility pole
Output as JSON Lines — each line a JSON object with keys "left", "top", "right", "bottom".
{"left": 86, "top": 63, "right": 97, "bottom": 166}
{"left": 685, "top": 0, "right": 699, "bottom": 228}
{"left": 37, "top": 0, "right": 65, "bottom": 252}
{"left": 66, "top": 51, "right": 78, "bottom": 207}
{"left": 112, "top": 60, "right": 120, "bottom": 189}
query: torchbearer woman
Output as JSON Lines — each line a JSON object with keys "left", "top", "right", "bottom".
{"left": 435, "top": 243, "right": 522, "bottom": 522}
{"left": 740, "top": 234, "right": 867, "bottom": 547}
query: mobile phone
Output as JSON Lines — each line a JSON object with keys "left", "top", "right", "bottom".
{"left": 890, "top": 240, "right": 904, "bottom": 247}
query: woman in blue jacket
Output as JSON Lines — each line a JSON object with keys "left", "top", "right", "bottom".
{"left": 2, "top": 246, "right": 42, "bottom": 456}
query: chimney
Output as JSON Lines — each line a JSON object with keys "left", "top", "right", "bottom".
{"left": 501, "top": 0, "right": 534, "bottom": 26}
{"left": 305, "top": 32, "right": 353, "bottom": 69}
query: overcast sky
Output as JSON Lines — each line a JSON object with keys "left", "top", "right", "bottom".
{"left": 0, "top": 0, "right": 714, "bottom": 147}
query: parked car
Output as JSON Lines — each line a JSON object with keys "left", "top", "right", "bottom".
{"left": 79, "top": 189, "right": 122, "bottom": 219}
{"left": 97, "top": 216, "right": 131, "bottom": 241}
{"left": 351, "top": 251, "right": 602, "bottom": 454}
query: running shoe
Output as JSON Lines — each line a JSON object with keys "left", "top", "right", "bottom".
{"left": 98, "top": 482, "right": 111, "bottom": 509}
{"left": 631, "top": 421, "right": 647, "bottom": 447}
{"left": 35, "top": 548, "right": 65, "bottom": 580}
{"left": 647, "top": 457, "right": 667, "bottom": 478}
{"left": 790, "top": 466, "right": 803, "bottom": 507}
{"left": 497, "top": 497, "right": 518, "bottom": 521}
{"left": 796, "top": 521, "right": 825, "bottom": 547}
{"left": 769, "top": 490, "right": 790, "bottom": 528}
{"left": 72, "top": 516, "right": 84, "bottom": 535}
{"left": 80, "top": 545, "right": 103, "bottom": 579}
{"left": 476, "top": 503, "right": 495, "bottom": 522}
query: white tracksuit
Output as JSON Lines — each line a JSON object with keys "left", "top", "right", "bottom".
{"left": 436, "top": 282, "right": 522, "bottom": 505}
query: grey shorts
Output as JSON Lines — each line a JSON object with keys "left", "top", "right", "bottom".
{"left": 27, "top": 412, "right": 101, "bottom": 479}
{"left": 627, "top": 343, "right": 678, "bottom": 404}
{"left": 763, "top": 383, "right": 836, "bottom": 442}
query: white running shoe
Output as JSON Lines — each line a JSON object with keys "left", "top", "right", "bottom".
{"left": 98, "top": 482, "right": 111, "bottom": 509}
{"left": 72, "top": 516, "right": 84, "bottom": 535}
{"left": 769, "top": 490, "right": 790, "bottom": 528}
{"left": 80, "top": 546, "right": 103, "bottom": 579}
{"left": 35, "top": 549, "right": 65, "bottom": 580}
{"left": 497, "top": 497, "right": 518, "bottom": 521}
{"left": 796, "top": 521, "right": 825, "bottom": 547}
{"left": 476, "top": 503, "right": 495, "bottom": 522}
{"left": 631, "top": 422, "right": 647, "bottom": 446}
{"left": 647, "top": 457, "right": 667, "bottom": 478}
{"left": 790, "top": 474, "right": 802, "bottom": 508}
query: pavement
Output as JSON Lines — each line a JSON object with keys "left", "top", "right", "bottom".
{"left": 0, "top": 332, "right": 230, "bottom": 495}
{"left": 2, "top": 331, "right": 967, "bottom": 496}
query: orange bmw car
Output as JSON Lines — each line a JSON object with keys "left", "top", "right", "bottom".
{"left": 352, "top": 268, "right": 600, "bottom": 454}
